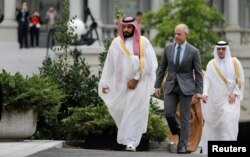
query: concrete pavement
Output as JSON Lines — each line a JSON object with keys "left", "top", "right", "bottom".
{"left": 0, "top": 47, "right": 54, "bottom": 76}
{"left": 0, "top": 140, "right": 206, "bottom": 157}
{"left": 0, "top": 140, "right": 63, "bottom": 157}
{"left": 28, "top": 147, "right": 206, "bottom": 157}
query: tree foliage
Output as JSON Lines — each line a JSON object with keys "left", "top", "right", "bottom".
{"left": 53, "top": 0, "right": 77, "bottom": 54}
{"left": 0, "top": 70, "right": 63, "bottom": 113}
{"left": 143, "top": 0, "right": 225, "bottom": 68}
{"left": 36, "top": 0, "right": 101, "bottom": 139}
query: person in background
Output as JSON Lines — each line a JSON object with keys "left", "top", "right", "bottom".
{"left": 29, "top": 10, "right": 41, "bottom": 47}
{"left": 113, "top": 15, "right": 122, "bottom": 37}
{"left": 135, "top": 11, "right": 144, "bottom": 35}
{"left": 16, "top": 2, "right": 29, "bottom": 48}
{"left": 200, "top": 41, "right": 245, "bottom": 154}
{"left": 46, "top": 6, "right": 57, "bottom": 48}
{"left": 99, "top": 16, "right": 158, "bottom": 152}
{"left": 0, "top": 9, "right": 4, "bottom": 23}
{"left": 154, "top": 23, "right": 203, "bottom": 154}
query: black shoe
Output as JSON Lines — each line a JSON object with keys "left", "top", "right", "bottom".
{"left": 177, "top": 146, "right": 190, "bottom": 154}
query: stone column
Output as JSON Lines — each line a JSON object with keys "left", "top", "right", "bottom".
{"left": 4, "top": 0, "right": 16, "bottom": 23}
{"left": 69, "top": 0, "right": 82, "bottom": 19}
{"left": 0, "top": 0, "right": 19, "bottom": 48}
{"left": 227, "top": 0, "right": 240, "bottom": 29}
{"left": 226, "top": 0, "right": 241, "bottom": 45}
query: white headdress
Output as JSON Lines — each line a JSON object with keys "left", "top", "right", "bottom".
{"left": 213, "top": 41, "right": 236, "bottom": 90}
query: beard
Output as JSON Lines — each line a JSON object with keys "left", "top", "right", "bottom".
{"left": 123, "top": 31, "right": 134, "bottom": 38}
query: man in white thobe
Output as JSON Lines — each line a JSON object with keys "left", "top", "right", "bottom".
{"left": 98, "top": 16, "right": 158, "bottom": 151}
{"left": 200, "top": 41, "right": 245, "bottom": 154}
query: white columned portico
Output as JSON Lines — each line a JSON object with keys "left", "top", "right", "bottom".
{"left": 69, "top": 0, "right": 82, "bottom": 20}
{"left": 226, "top": 0, "right": 241, "bottom": 45}
{"left": 0, "top": 0, "right": 19, "bottom": 48}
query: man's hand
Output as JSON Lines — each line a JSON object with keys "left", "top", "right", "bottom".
{"left": 228, "top": 93, "right": 237, "bottom": 104}
{"left": 127, "top": 79, "right": 139, "bottom": 89}
{"left": 102, "top": 87, "right": 110, "bottom": 94}
{"left": 194, "top": 93, "right": 203, "bottom": 99}
{"left": 155, "top": 88, "right": 161, "bottom": 97}
{"left": 201, "top": 95, "right": 208, "bottom": 103}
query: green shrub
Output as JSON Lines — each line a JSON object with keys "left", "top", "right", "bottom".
{"left": 36, "top": 0, "right": 102, "bottom": 139}
{"left": 37, "top": 52, "right": 102, "bottom": 139}
{"left": 62, "top": 99, "right": 167, "bottom": 143}
{"left": 147, "top": 113, "right": 168, "bottom": 142}
{"left": 62, "top": 105, "right": 116, "bottom": 140}
{"left": 0, "top": 70, "right": 64, "bottom": 113}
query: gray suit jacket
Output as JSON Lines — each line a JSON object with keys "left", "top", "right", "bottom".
{"left": 155, "top": 42, "right": 203, "bottom": 95}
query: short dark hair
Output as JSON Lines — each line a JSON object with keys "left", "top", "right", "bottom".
{"left": 136, "top": 11, "right": 142, "bottom": 16}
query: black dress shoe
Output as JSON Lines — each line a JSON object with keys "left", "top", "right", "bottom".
{"left": 177, "top": 146, "right": 190, "bottom": 154}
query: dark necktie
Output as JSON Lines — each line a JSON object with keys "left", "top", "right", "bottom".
{"left": 176, "top": 46, "right": 181, "bottom": 67}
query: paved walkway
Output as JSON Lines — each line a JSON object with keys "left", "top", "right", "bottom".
{"left": 0, "top": 140, "right": 206, "bottom": 157}
{"left": 0, "top": 140, "right": 63, "bottom": 157}
{"left": 0, "top": 47, "right": 54, "bottom": 76}
{"left": 29, "top": 147, "right": 206, "bottom": 157}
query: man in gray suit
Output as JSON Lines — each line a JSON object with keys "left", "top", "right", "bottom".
{"left": 154, "top": 24, "right": 203, "bottom": 154}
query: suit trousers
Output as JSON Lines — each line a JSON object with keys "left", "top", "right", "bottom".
{"left": 164, "top": 82, "right": 192, "bottom": 148}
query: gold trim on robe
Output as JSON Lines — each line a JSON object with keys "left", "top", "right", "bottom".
{"left": 212, "top": 58, "right": 241, "bottom": 89}
{"left": 118, "top": 36, "right": 145, "bottom": 80}
{"left": 232, "top": 57, "right": 241, "bottom": 89}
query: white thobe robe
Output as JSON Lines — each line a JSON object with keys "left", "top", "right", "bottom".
{"left": 98, "top": 36, "right": 158, "bottom": 147}
{"left": 200, "top": 58, "right": 244, "bottom": 154}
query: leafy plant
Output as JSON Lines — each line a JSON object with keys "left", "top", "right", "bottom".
{"left": 35, "top": 0, "right": 102, "bottom": 139}
{"left": 147, "top": 112, "right": 168, "bottom": 142}
{"left": 62, "top": 100, "right": 167, "bottom": 142}
{"left": 0, "top": 70, "right": 64, "bottom": 113}
{"left": 40, "top": 54, "right": 102, "bottom": 110}
{"left": 53, "top": 0, "right": 77, "bottom": 54}
{"left": 147, "top": 97, "right": 168, "bottom": 142}
{"left": 114, "top": 5, "right": 125, "bottom": 19}
{"left": 62, "top": 105, "right": 116, "bottom": 140}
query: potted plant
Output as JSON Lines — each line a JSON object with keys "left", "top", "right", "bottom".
{"left": 0, "top": 70, "right": 64, "bottom": 139}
